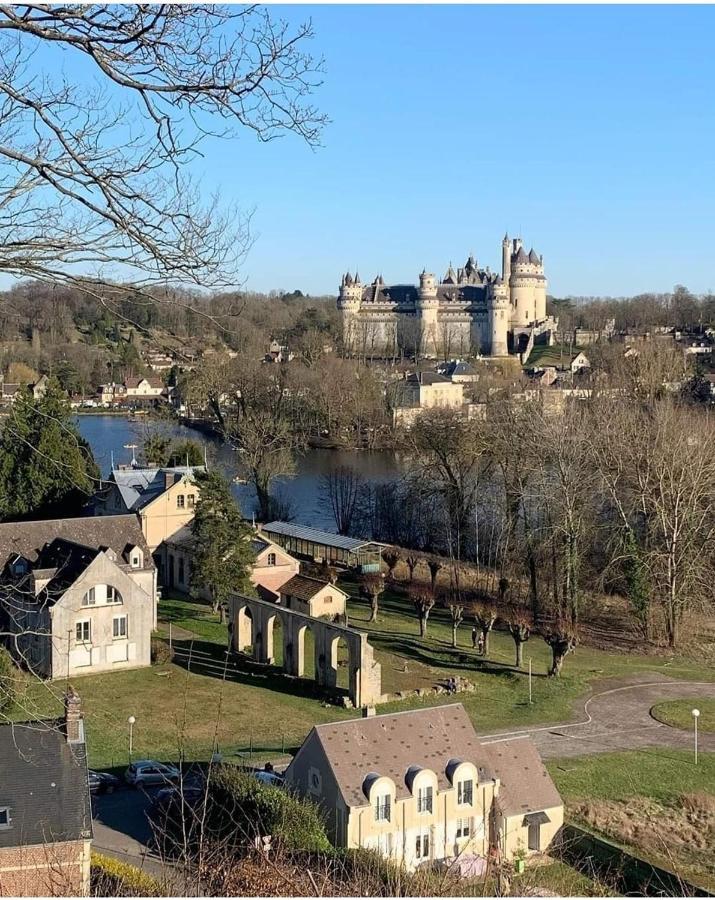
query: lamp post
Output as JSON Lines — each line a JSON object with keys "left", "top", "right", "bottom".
{"left": 128, "top": 715, "right": 136, "bottom": 762}
{"left": 692, "top": 708, "right": 700, "bottom": 765}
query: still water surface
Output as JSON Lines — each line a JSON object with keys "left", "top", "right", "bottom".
{"left": 77, "top": 415, "right": 402, "bottom": 530}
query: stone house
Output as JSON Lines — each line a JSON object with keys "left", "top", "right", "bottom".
{"left": 124, "top": 375, "right": 165, "bottom": 399}
{"left": 0, "top": 516, "right": 156, "bottom": 680}
{"left": 162, "top": 528, "right": 299, "bottom": 598}
{"left": 285, "top": 704, "right": 563, "bottom": 872}
{"left": 390, "top": 372, "right": 465, "bottom": 427}
{"left": 278, "top": 573, "right": 348, "bottom": 617}
{"left": 0, "top": 691, "right": 92, "bottom": 896}
{"left": 94, "top": 465, "right": 204, "bottom": 565}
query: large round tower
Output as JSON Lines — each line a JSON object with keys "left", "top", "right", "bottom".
{"left": 509, "top": 242, "right": 540, "bottom": 327}
{"left": 488, "top": 275, "right": 509, "bottom": 357}
{"left": 417, "top": 270, "right": 439, "bottom": 357}
{"left": 338, "top": 271, "right": 363, "bottom": 353}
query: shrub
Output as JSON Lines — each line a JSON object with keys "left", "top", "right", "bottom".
{"left": 151, "top": 637, "right": 174, "bottom": 666}
{"left": 205, "top": 765, "right": 331, "bottom": 853}
{"left": 0, "top": 647, "right": 17, "bottom": 713}
{"left": 91, "top": 851, "right": 165, "bottom": 896}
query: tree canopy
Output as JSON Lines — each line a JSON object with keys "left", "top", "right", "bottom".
{"left": 0, "top": 379, "right": 99, "bottom": 520}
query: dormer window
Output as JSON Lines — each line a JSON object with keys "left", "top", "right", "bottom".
{"left": 457, "top": 778, "right": 473, "bottom": 805}
{"left": 374, "top": 794, "right": 391, "bottom": 822}
{"left": 129, "top": 547, "right": 143, "bottom": 569}
{"left": 0, "top": 807, "right": 10, "bottom": 829}
{"left": 11, "top": 558, "right": 27, "bottom": 576}
{"left": 417, "top": 785, "right": 433, "bottom": 814}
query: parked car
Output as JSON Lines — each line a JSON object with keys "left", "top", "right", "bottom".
{"left": 124, "top": 760, "right": 181, "bottom": 788}
{"left": 253, "top": 769, "right": 284, "bottom": 787}
{"left": 88, "top": 770, "right": 121, "bottom": 795}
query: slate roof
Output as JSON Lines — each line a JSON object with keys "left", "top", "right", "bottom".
{"left": 486, "top": 737, "right": 562, "bottom": 816}
{"left": 0, "top": 721, "right": 92, "bottom": 849}
{"left": 360, "top": 283, "right": 489, "bottom": 306}
{"left": 125, "top": 376, "right": 163, "bottom": 390}
{"left": 110, "top": 465, "right": 203, "bottom": 511}
{"left": 441, "top": 361, "right": 476, "bottom": 378}
{"left": 406, "top": 372, "right": 451, "bottom": 386}
{"left": 0, "top": 515, "right": 151, "bottom": 573}
{"left": 307, "top": 704, "right": 495, "bottom": 807}
{"left": 280, "top": 574, "right": 344, "bottom": 602}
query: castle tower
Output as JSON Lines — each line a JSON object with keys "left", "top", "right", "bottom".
{"left": 509, "top": 242, "right": 539, "bottom": 327}
{"left": 501, "top": 233, "right": 511, "bottom": 283}
{"left": 417, "top": 269, "right": 439, "bottom": 357}
{"left": 488, "top": 275, "right": 509, "bottom": 357}
{"left": 529, "top": 249, "right": 548, "bottom": 320}
{"left": 338, "top": 271, "right": 363, "bottom": 353}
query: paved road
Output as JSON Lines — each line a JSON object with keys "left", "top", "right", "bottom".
{"left": 92, "top": 787, "right": 168, "bottom": 878}
{"left": 483, "top": 675, "right": 715, "bottom": 758}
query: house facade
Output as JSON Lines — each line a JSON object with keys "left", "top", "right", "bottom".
{"left": 124, "top": 376, "right": 165, "bottom": 398}
{"left": 279, "top": 573, "right": 348, "bottom": 618}
{"left": 162, "top": 528, "right": 299, "bottom": 598}
{"left": 0, "top": 516, "right": 156, "bottom": 680}
{"left": 94, "top": 465, "right": 203, "bottom": 562}
{"left": 0, "top": 691, "right": 92, "bottom": 896}
{"left": 285, "top": 704, "right": 563, "bottom": 872}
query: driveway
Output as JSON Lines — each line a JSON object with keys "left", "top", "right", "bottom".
{"left": 92, "top": 787, "right": 165, "bottom": 877}
{"left": 483, "top": 674, "right": 715, "bottom": 758}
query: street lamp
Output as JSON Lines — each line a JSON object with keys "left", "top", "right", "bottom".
{"left": 128, "top": 715, "right": 136, "bottom": 762}
{"left": 692, "top": 708, "right": 700, "bottom": 765}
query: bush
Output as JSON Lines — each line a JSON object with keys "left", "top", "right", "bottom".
{"left": 205, "top": 765, "right": 331, "bottom": 853}
{"left": 151, "top": 637, "right": 174, "bottom": 666}
{"left": 0, "top": 647, "right": 17, "bottom": 713}
{"left": 91, "top": 851, "right": 165, "bottom": 896}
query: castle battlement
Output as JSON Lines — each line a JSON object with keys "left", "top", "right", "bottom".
{"left": 338, "top": 234, "right": 548, "bottom": 358}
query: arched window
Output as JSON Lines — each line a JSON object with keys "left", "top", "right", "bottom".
{"left": 82, "top": 585, "right": 123, "bottom": 606}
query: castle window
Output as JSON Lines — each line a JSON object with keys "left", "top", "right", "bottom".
{"left": 374, "top": 794, "right": 391, "bottom": 822}
{"left": 458, "top": 779, "right": 473, "bottom": 805}
{"left": 417, "top": 785, "right": 433, "bottom": 814}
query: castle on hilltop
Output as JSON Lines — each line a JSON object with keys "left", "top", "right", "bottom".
{"left": 338, "top": 234, "right": 553, "bottom": 358}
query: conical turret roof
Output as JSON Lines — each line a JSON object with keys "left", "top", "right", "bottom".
{"left": 528, "top": 248, "right": 540, "bottom": 264}
{"left": 514, "top": 246, "right": 530, "bottom": 265}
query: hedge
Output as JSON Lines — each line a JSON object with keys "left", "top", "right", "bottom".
{"left": 91, "top": 851, "right": 165, "bottom": 897}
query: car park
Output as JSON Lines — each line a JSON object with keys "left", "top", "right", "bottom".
{"left": 88, "top": 770, "right": 121, "bottom": 794}
{"left": 124, "top": 760, "right": 180, "bottom": 788}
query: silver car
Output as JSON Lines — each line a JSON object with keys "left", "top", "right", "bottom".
{"left": 124, "top": 760, "right": 180, "bottom": 788}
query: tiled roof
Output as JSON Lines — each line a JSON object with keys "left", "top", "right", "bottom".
{"left": 486, "top": 737, "right": 562, "bottom": 816}
{"left": 0, "top": 721, "right": 92, "bottom": 849}
{"left": 280, "top": 574, "right": 339, "bottom": 602}
{"left": 309, "top": 704, "right": 495, "bottom": 807}
{"left": 0, "top": 515, "right": 151, "bottom": 572}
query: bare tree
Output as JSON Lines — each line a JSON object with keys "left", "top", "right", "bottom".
{"left": 409, "top": 582, "right": 435, "bottom": 638}
{"left": 542, "top": 617, "right": 578, "bottom": 677}
{"left": 382, "top": 547, "right": 400, "bottom": 581}
{"left": 359, "top": 573, "right": 384, "bottom": 623}
{"left": 505, "top": 604, "right": 532, "bottom": 669}
{"left": 471, "top": 603, "right": 497, "bottom": 658}
{"left": 427, "top": 557, "right": 443, "bottom": 593}
{"left": 447, "top": 601, "right": 464, "bottom": 649}
{"left": 320, "top": 466, "right": 364, "bottom": 536}
{"left": 405, "top": 553, "right": 421, "bottom": 582}
{"left": 0, "top": 6, "right": 326, "bottom": 319}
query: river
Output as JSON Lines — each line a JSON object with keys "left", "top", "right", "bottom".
{"left": 76, "top": 414, "right": 403, "bottom": 530}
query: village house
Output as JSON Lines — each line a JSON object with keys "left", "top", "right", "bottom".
{"left": 124, "top": 375, "right": 165, "bottom": 399}
{"left": 389, "top": 372, "right": 468, "bottom": 427}
{"left": 0, "top": 516, "right": 156, "bottom": 680}
{"left": 94, "top": 465, "right": 204, "bottom": 566}
{"left": 0, "top": 691, "right": 92, "bottom": 896}
{"left": 162, "top": 527, "right": 299, "bottom": 598}
{"left": 279, "top": 573, "right": 348, "bottom": 618}
{"left": 437, "top": 360, "right": 480, "bottom": 383}
{"left": 284, "top": 704, "right": 563, "bottom": 873}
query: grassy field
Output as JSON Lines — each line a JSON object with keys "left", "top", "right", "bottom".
{"left": 548, "top": 749, "right": 715, "bottom": 891}
{"left": 12, "top": 585, "right": 715, "bottom": 770}
{"left": 651, "top": 697, "right": 715, "bottom": 733}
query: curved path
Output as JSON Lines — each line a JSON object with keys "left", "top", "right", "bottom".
{"left": 483, "top": 675, "right": 715, "bottom": 758}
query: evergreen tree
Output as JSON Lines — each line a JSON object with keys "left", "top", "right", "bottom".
{"left": 190, "top": 471, "right": 256, "bottom": 612}
{"left": 143, "top": 433, "right": 171, "bottom": 466}
{"left": 0, "top": 379, "right": 99, "bottom": 520}
{"left": 167, "top": 439, "right": 204, "bottom": 468}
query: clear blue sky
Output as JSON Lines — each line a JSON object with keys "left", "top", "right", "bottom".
{"left": 209, "top": 4, "right": 715, "bottom": 298}
{"left": 11, "top": 5, "right": 715, "bottom": 298}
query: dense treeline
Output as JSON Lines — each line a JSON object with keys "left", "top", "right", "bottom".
{"left": 550, "top": 284, "right": 715, "bottom": 333}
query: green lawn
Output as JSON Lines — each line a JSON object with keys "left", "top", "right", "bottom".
{"left": 11, "top": 587, "right": 714, "bottom": 772}
{"left": 651, "top": 698, "right": 715, "bottom": 733}
{"left": 341, "top": 577, "right": 715, "bottom": 734}
{"left": 548, "top": 750, "right": 715, "bottom": 891}
{"left": 547, "top": 749, "right": 715, "bottom": 804}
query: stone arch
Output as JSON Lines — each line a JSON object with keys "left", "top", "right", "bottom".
{"left": 236, "top": 604, "right": 254, "bottom": 655}
{"left": 297, "top": 622, "right": 317, "bottom": 680}
{"left": 266, "top": 611, "right": 286, "bottom": 668}
{"left": 330, "top": 634, "right": 352, "bottom": 692}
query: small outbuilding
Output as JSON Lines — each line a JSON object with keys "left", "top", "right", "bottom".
{"left": 261, "top": 521, "right": 384, "bottom": 573}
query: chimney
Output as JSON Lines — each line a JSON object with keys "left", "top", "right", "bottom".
{"left": 164, "top": 471, "right": 175, "bottom": 490}
{"left": 64, "top": 689, "right": 83, "bottom": 744}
